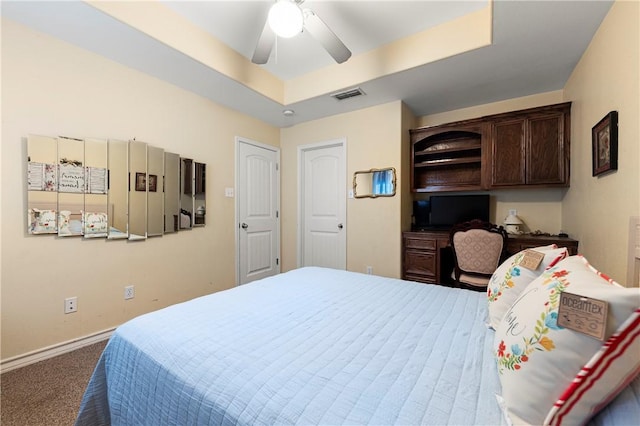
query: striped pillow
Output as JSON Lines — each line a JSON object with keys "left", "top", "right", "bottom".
{"left": 544, "top": 309, "right": 640, "bottom": 425}
{"left": 494, "top": 255, "right": 640, "bottom": 425}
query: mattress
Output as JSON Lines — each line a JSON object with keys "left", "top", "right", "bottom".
{"left": 75, "top": 267, "right": 640, "bottom": 425}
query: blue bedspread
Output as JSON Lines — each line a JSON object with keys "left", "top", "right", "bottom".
{"left": 75, "top": 267, "right": 639, "bottom": 425}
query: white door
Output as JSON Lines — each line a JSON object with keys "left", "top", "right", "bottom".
{"left": 237, "top": 139, "right": 280, "bottom": 284}
{"left": 299, "top": 141, "right": 346, "bottom": 269}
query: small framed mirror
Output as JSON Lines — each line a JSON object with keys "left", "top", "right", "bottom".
{"left": 353, "top": 167, "right": 396, "bottom": 198}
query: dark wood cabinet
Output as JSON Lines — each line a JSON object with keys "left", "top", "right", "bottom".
{"left": 490, "top": 118, "right": 526, "bottom": 186}
{"left": 403, "top": 231, "right": 579, "bottom": 285}
{"left": 410, "top": 102, "right": 571, "bottom": 192}
{"left": 410, "top": 121, "right": 486, "bottom": 192}
{"left": 506, "top": 234, "right": 578, "bottom": 256}
{"left": 487, "top": 103, "right": 570, "bottom": 188}
{"left": 403, "top": 231, "right": 451, "bottom": 284}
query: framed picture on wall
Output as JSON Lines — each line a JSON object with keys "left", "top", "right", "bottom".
{"left": 148, "top": 174, "right": 157, "bottom": 192}
{"left": 592, "top": 111, "right": 618, "bottom": 176}
{"left": 135, "top": 172, "right": 146, "bottom": 191}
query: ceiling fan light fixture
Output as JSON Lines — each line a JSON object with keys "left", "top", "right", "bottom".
{"left": 268, "top": 0, "right": 303, "bottom": 38}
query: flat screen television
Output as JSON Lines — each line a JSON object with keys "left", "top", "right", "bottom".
{"left": 429, "top": 194, "right": 490, "bottom": 228}
{"left": 413, "top": 194, "right": 490, "bottom": 230}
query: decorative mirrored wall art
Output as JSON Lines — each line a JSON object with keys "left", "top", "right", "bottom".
{"left": 83, "top": 138, "right": 108, "bottom": 238}
{"left": 26, "top": 134, "right": 206, "bottom": 242}
{"left": 108, "top": 139, "right": 129, "bottom": 239}
{"left": 164, "top": 152, "right": 180, "bottom": 233}
{"left": 194, "top": 162, "right": 206, "bottom": 226}
{"left": 128, "top": 140, "right": 147, "bottom": 241}
{"left": 27, "top": 135, "right": 58, "bottom": 234}
{"left": 180, "top": 158, "right": 194, "bottom": 229}
{"left": 147, "top": 145, "right": 164, "bottom": 237}
{"left": 57, "top": 137, "right": 85, "bottom": 237}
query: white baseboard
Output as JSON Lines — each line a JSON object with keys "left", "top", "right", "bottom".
{"left": 0, "top": 327, "right": 115, "bottom": 373}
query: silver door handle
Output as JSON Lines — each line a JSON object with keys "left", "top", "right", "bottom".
{"left": 241, "top": 223, "right": 248, "bottom": 229}
{"left": 338, "top": 223, "right": 343, "bottom": 229}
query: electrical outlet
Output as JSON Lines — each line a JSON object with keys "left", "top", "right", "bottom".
{"left": 508, "top": 209, "right": 518, "bottom": 216}
{"left": 64, "top": 297, "right": 77, "bottom": 314}
{"left": 366, "top": 266, "right": 373, "bottom": 275}
{"left": 124, "top": 285, "right": 135, "bottom": 300}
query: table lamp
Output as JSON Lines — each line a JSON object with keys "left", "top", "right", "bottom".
{"left": 504, "top": 212, "right": 524, "bottom": 234}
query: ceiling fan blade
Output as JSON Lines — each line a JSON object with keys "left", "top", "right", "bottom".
{"left": 303, "top": 9, "right": 351, "bottom": 64}
{"left": 252, "top": 19, "right": 275, "bottom": 64}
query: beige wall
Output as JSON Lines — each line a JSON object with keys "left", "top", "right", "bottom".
{"left": 280, "top": 101, "right": 405, "bottom": 279}
{"left": 562, "top": 0, "right": 640, "bottom": 285}
{"left": 1, "top": 19, "right": 279, "bottom": 360}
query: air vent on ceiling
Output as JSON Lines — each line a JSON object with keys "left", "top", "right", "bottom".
{"left": 331, "top": 87, "right": 365, "bottom": 101}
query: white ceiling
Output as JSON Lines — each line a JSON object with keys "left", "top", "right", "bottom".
{"left": 2, "top": 0, "right": 613, "bottom": 128}
{"left": 160, "top": 0, "right": 489, "bottom": 80}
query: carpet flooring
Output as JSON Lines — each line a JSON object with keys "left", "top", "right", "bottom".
{"left": 1, "top": 340, "right": 107, "bottom": 426}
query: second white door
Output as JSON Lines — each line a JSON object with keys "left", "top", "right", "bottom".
{"left": 300, "top": 141, "right": 346, "bottom": 269}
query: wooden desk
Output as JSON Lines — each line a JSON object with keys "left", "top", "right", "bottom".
{"left": 402, "top": 231, "right": 579, "bottom": 285}
{"left": 505, "top": 234, "right": 578, "bottom": 256}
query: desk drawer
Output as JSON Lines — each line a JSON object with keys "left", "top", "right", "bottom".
{"left": 404, "top": 249, "right": 437, "bottom": 279}
{"left": 507, "top": 238, "right": 579, "bottom": 256}
{"left": 404, "top": 236, "right": 437, "bottom": 251}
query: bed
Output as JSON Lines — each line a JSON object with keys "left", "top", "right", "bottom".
{"left": 76, "top": 266, "right": 640, "bottom": 425}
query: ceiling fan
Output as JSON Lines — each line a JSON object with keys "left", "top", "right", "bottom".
{"left": 252, "top": 0, "right": 352, "bottom": 65}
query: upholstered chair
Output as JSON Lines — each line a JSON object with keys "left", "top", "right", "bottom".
{"left": 450, "top": 219, "right": 508, "bottom": 291}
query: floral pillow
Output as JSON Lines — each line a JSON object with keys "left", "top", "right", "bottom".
{"left": 58, "top": 210, "right": 73, "bottom": 236}
{"left": 494, "top": 255, "right": 640, "bottom": 426}
{"left": 487, "top": 244, "right": 568, "bottom": 329}
{"left": 83, "top": 211, "right": 108, "bottom": 236}
{"left": 28, "top": 208, "right": 57, "bottom": 234}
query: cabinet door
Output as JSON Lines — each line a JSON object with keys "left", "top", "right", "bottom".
{"left": 527, "top": 112, "right": 566, "bottom": 185}
{"left": 490, "top": 119, "right": 526, "bottom": 186}
{"left": 404, "top": 249, "right": 437, "bottom": 282}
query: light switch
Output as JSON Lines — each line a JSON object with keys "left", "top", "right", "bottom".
{"left": 225, "top": 187, "right": 234, "bottom": 198}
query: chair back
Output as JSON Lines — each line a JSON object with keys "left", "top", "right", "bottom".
{"left": 450, "top": 219, "right": 508, "bottom": 290}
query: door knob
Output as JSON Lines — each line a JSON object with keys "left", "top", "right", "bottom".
{"left": 241, "top": 223, "right": 248, "bottom": 229}
{"left": 338, "top": 223, "right": 343, "bottom": 229}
